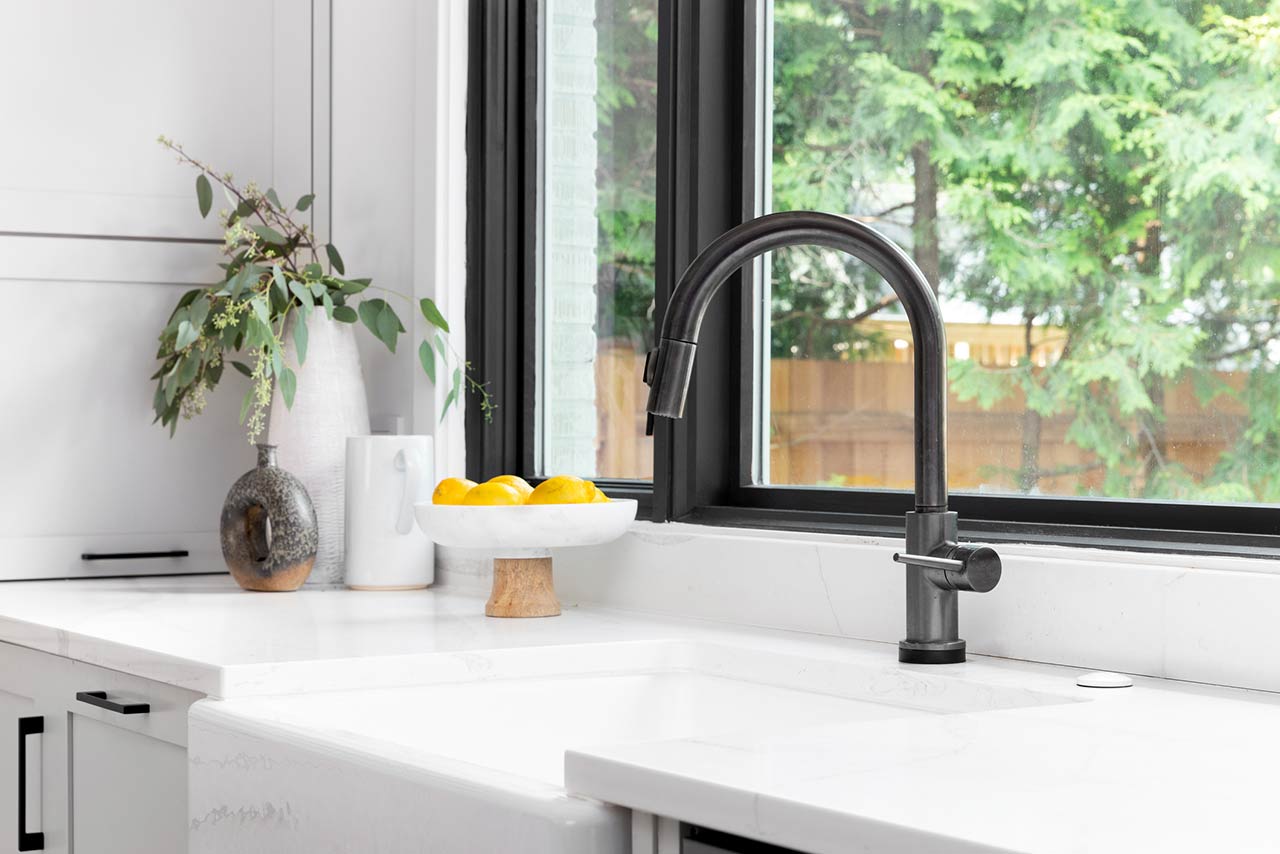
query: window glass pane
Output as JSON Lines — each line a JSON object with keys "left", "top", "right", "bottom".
{"left": 537, "top": 0, "right": 657, "bottom": 480}
{"left": 763, "top": 0, "right": 1280, "bottom": 501}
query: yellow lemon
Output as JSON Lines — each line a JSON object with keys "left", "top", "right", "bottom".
{"left": 461, "top": 482, "right": 524, "bottom": 506}
{"left": 432, "top": 477, "right": 477, "bottom": 505}
{"left": 591, "top": 487, "right": 610, "bottom": 503}
{"left": 487, "top": 475, "right": 534, "bottom": 503}
{"left": 527, "top": 475, "right": 596, "bottom": 505}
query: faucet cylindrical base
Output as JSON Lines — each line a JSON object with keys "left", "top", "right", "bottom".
{"left": 900, "top": 510, "right": 965, "bottom": 664}
{"left": 898, "top": 640, "right": 965, "bottom": 664}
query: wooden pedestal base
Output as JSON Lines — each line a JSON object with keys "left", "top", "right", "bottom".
{"left": 485, "top": 556, "right": 562, "bottom": 618}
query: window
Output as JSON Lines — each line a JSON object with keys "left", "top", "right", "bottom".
{"left": 536, "top": 0, "right": 657, "bottom": 481}
{"left": 761, "top": 1, "right": 1280, "bottom": 508}
{"left": 470, "top": 0, "right": 1280, "bottom": 553}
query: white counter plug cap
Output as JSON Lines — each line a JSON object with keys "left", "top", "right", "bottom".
{"left": 1076, "top": 671, "right": 1134, "bottom": 689}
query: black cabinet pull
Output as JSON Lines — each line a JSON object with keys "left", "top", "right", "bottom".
{"left": 80, "top": 550, "right": 188, "bottom": 561}
{"left": 75, "top": 691, "right": 150, "bottom": 715}
{"left": 18, "top": 716, "right": 43, "bottom": 851}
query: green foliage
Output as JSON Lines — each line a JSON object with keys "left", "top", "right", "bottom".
{"left": 759, "top": 0, "right": 1280, "bottom": 500}
{"left": 596, "top": 2, "right": 659, "bottom": 350}
{"left": 151, "top": 138, "right": 491, "bottom": 441}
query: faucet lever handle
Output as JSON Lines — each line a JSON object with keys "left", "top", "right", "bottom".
{"left": 892, "top": 552, "right": 962, "bottom": 571}
{"left": 894, "top": 544, "right": 1001, "bottom": 594}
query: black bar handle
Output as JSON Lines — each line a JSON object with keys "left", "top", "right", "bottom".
{"left": 80, "top": 550, "right": 188, "bottom": 561}
{"left": 75, "top": 691, "right": 150, "bottom": 715}
{"left": 18, "top": 716, "right": 43, "bottom": 851}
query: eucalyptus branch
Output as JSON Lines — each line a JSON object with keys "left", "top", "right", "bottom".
{"left": 150, "top": 139, "right": 491, "bottom": 440}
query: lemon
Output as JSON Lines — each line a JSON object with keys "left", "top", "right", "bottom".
{"left": 461, "top": 481, "right": 525, "bottom": 506}
{"left": 432, "top": 477, "right": 478, "bottom": 505}
{"left": 591, "top": 487, "right": 610, "bottom": 503}
{"left": 487, "top": 474, "right": 534, "bottom": 503}
{"left": 527, "top": 475, "right": 596, "bottom": 505}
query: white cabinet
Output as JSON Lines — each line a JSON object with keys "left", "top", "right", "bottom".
{"left": 0, "top": 687, "right": 40, "bottom": 852}
{"left": 0, "top": 0, "right": 329, "bottom": 580}
{"left": 0, "top": 643, "right": 201, "bottom": 854}
{"left": 70, "top": 717, "right": 187, "bottom": 854}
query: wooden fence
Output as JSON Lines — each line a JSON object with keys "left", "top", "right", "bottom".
{"left": 594, "top": 344, "right": 1246, "bottom": 493}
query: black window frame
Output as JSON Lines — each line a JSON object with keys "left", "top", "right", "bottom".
{"left": 467, "top": 0, "right": 1280, "bottom": 559}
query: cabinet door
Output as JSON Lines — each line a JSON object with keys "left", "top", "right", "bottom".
{"left": 69, "top": 715, "right": 186, "bottom": 854}
{"left": 0, "top": 688, "right": 40, "bottom": 854}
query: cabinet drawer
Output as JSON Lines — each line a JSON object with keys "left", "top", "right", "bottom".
{"left": 0, "top": 642, "right": 201, "bottom": 747}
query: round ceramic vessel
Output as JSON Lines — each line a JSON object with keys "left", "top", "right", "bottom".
{"left": 220, "top": 444, "right": 319, "bottom": 591}
{"left": 413, "top": 499, "right": 637, "bottom": 558}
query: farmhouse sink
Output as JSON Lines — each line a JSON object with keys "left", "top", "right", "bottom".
{"left": 212, "top": 640, "right": 1070, "bottom": 781}
{"left": 189, "top": 639, "right": 1073, "bottom": 854}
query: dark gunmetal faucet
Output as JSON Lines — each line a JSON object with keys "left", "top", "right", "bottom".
{"left": 643, "top": 210, "right": 1001, "bottom": 664}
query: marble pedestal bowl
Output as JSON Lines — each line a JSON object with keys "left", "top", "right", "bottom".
{"left": 414, "top": 499, "right": 638, "bottom": 617}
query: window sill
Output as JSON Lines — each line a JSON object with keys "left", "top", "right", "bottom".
{"left": 680, "top": 505, "right": 1280, "bottom": 563}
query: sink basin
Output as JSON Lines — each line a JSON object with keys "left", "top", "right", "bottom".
{"left": 259, "top": 640, "right": 1068, "bottom": 785}
{"left": 190, "top": 639, "right": 1073, "bottom": 854}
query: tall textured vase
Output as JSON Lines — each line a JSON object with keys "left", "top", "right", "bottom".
{"left": 267, "top": 313, "right": 370, "bottom": 585}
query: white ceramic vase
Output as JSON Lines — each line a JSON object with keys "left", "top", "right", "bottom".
{"left": 268, "top": 313, "right": 370, "bottom": 585}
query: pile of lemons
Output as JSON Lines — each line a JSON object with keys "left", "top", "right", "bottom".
{"left": 432, "top": 474, "right": 609, "bottom": 506}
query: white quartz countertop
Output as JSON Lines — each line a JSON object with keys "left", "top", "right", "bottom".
{"left": 566, "top": 674, "right": 1280, "bottom": 853}
{"left": 4, "top": 575, "right": 1278, "bottom": 853}
{"left": 0, "top": 574, "right": 733, "bottom": 697}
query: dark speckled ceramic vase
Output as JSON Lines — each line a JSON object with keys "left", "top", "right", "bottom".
{"left": 220, "top": 444, "right": 318, "bottom": 592}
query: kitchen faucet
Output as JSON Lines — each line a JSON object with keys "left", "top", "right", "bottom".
{"left": 643, "top": 210, "right": 1000, "bottom": 664}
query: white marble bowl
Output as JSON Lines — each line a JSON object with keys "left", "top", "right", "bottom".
{"left": 414, "top": 499, "right": 638, "bottom": 556}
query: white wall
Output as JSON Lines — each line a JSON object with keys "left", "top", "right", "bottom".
{"left": 0, "top": 0, "right": 464, "bottom": 578}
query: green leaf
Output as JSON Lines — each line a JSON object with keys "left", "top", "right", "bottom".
{"left": 196, "top": 174, "right": 213, "bottom": 218}
{"left": 177, "top": 353, "right": 199, "bottom": 387}
{"left": 227, "top": 267, "right": 248, "bottom": 300}
{"left": 358, "top": 299, "right": 382, "bottom": 333}
{"left": 228, "top": 264, "right": 264, "bottom": 300}
{"left": 322, "top": 292, "right": 336, "bottom": 320}
{"left": 303, "top": 263, "right": 323, "bottom": 280}
{"left": 250, "top": 297, "right": 270, "bottom": 326}
{"left": 338, "top": 278, "right": 370, "bottom": 295}
{"left": 175, "top": 320, "right": 199, "bottom": 350}
{"left": 288, "top": 278, "right": 313, "bottom": 308}
{"left": 265, "top": 188, "right": 282, "bottom": 210}
{"left": 279, "top": 367, "right": 297, "bottom": 410}
{"left": 325, "top": 243, "right": 345, "bottom": 275}
{"left": 239, "top": 387, "right": 255, "bottom": 424}
{"left": 440, "top": 366, "right": 463, "bottom": 420}
{"left": 434, "top": 332, "right": 448, "bottom": 362}
{"left": 377, "top": 303, "right": 405, "bottom": 352}
{"left": 231, "top": 360, "right": 253, "bottom": 378}
{"left": 244, "top": 314, "right": 271, "bottom": 350}
{"left": 418, "top": 339, "right": 436, "bottom": 384}
{"left": 440, "top": 384, "right": 458, "bottom": 420}
{"left": 170, "top": 288, "right": 201, "bottom": 319}
{"left": 251, "top": 223, "right": 287, "bottom": 245}
{"left": 271, "top": 266, "right": 288, "bottom": 300}
{"left": 295, "top": 193, "right": 315, "bottom": 211}
{"left": 332, "top": 305, "right": 357, "bottom": 323}
{"left": 162, "top": 358, "right": 179, "bottom": 399}
{"left": 187, "top": 296, "right": 210, "bottom": 330}
{"left": 293, "top": 314, "right": 309, "bottom": 365}
{"left": 419, "top": 298, "right": 450, "bottom": 333}
{"left": 271, "top": 347, "right": 284, "bottom": 379}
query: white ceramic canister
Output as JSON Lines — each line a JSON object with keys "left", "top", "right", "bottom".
{"left": 344, "top": 435, "right": 435, "bottom": 590}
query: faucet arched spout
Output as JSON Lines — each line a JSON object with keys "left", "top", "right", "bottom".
{"left": 645, "top": 210, "right": 948, "bottom": 513}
